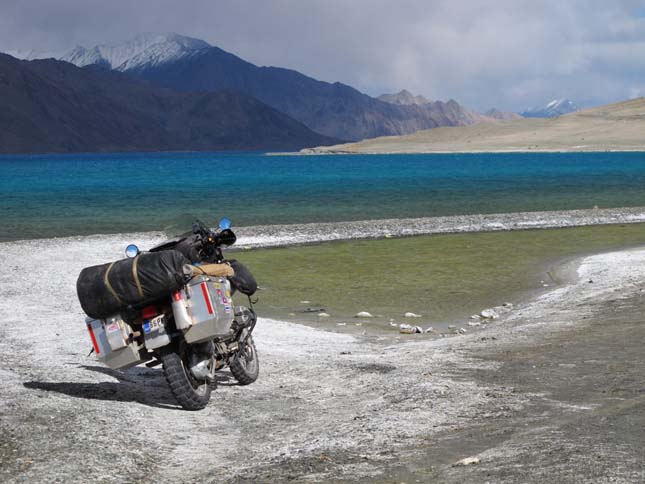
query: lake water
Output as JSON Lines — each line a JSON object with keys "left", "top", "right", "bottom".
{"left": 1, "top": 151, "right": 644, "bottom": 241}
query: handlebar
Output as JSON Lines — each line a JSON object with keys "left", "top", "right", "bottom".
{"left": 192, "top": 219, "right": 237, "bottom": 259}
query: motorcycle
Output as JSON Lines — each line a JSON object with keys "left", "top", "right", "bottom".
{"left": 77, "top": 217, "right": 259, "bottom": 410}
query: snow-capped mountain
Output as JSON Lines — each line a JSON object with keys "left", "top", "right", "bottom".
{"left": 521, "top": 98, "right": 578, "bottom": 118}
{"left": 58, "top": 33, "right": 211, "bottom": 71}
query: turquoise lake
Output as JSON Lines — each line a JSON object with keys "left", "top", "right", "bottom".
{"left": 1, "top": 151, "right": 644, "bottom": 241}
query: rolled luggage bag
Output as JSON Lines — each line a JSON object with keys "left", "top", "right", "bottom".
{"left": 227, "top": 259, "right": 257, "bottom": 296}
{"left": 77, "top": 250, "right": 189, "bottom": 319}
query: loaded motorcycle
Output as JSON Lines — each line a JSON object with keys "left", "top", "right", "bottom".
{"left": 76, "top": 218, "right": 259, "bottom": 410}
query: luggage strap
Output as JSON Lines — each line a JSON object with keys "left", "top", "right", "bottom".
{"left": 104, "top": 261, "right": 124, "bottom": 305}
{"left": 132, "top": 256, "right": 145, "bottom": 299}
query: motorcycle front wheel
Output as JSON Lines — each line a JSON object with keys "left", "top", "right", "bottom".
{"left": 160, "top": 343, "right": 212, "bottom": 411}
{"left": 230, "top": 335, "right": 259, "bottom": 385}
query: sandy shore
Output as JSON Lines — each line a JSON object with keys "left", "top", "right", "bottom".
{"left": 0, "top": 233, "right": 644, "bottom": 482}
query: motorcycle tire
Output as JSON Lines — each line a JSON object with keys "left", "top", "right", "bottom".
{"left": 230, "top": 335, "right": 259, "bottom": 385}
{"left": 160, "top": 345, "right": 212, "bottom": 411}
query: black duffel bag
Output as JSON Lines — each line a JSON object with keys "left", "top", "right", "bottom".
{"left": 227, "top": 259, "right": 258, "bottom": 296}
{"left": 77, "top": 250, "right": 189, "bottom": 319}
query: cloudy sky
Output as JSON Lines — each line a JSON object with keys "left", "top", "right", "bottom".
{"left": 2, "top": 0, "right": 644, "bottom": 111}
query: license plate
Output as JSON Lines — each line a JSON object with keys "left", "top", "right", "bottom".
{"left": 143, "top": 314, "right": 166, "bottom": 334}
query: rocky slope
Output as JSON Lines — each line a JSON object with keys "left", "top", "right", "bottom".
{"left": 377, "top": 89, "right": 430, "bottom": 105}
{"left": 59, "top": 33, "right": 211, "bottom": 71}
{"left": 0, "top": 54, "right": 338, "bottom": 153}
{"left": 46, "top": 33, "right": 485, "bottom": 141}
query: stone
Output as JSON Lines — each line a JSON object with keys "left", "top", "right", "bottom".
{"left": 424, "top": 326, "right": 434, "bottom": 333}
{"left": 448, "top": 324, "right": 457, "bottom": 329}
{"left": 400, "top": 325, "right": 423, "bottom": 334}
{"left": 336, "top": 323, "right": 346, "bottom": 326}
{"left": 502, "top": 302, "right": 513, "bottom": 308}
{"left": 317, "top": 312, "right": 330, "bottom": 317}
{"left": 468, "top": 321, "right": 481, "bottom": 327}
{"left": 470, "top": 314, "right": 481, "bottom": 320}
{"left": 480, "top": 308, "right": 499, "bottom": 319}
{"left": 404, "top": 312, "right": 422, "bottom": 318}
{"left": 453, "top": 456, "right": 480, "bottom": 466}
{"left": 305, "top": 307, "right": 325, "bottom": 313}
{"left": 355, "top": 311, "right": 374, "bottom": 318}
{"left": 458, "top": 327, "right": 467, "bottom": 334}
{"left": 300, "top": 300, "right": 311, "bottom": 304}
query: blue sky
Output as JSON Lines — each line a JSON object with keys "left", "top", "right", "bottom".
{"left": 1, "top": 0, "right": 644, "bottom": 112}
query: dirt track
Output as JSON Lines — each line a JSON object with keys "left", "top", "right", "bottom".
{"left": 1, "top": 236, "right": 644, "bottom": 483}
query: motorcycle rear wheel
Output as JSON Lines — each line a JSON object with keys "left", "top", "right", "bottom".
{"left": 160, "top": 344, "right": 212, "bottom": 411}
{"left": 230, "top": 335, "right": 259, "bottom": 385}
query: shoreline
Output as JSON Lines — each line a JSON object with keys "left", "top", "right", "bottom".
{"left": 284, "top": 147, "right": 645, "bottom": 155}
{"left": 1, "top": 230, "right": 643, "bottom": 481}
{"left": 2, "top": 206, "right": 645, "bottom": 248}
{"left": 232, "top": 206, "right": 645, "bottom": 248}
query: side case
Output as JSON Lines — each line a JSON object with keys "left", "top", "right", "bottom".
{"left": 182, "top": 276, "right": 234, "bottom": 343}
{"left": 86, "top": 316, "right": 142, "bottom": 370}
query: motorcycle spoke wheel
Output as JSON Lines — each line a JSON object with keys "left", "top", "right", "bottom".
{"left": 160, "top": 344, "right": 213, "bottom": 410}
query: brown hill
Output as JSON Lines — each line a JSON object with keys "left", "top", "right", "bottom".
{"left": 304, "top": 98, "right": 645, "bottom": 154}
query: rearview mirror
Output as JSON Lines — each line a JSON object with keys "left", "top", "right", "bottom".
{"left": 219, "top": 217, "right": 232, "bottom": 230}
{"left": 125, "top": 244, "right": 140, "bottom": 258}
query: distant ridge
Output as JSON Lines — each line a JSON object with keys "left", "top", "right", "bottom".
{"left": 378, "top": 90, "right": 430, "bottom": 106}
{"left": 303, "top": 97, "right": 645, "bottom": 154}
{"left": 0, "top": 54, "right": 339, "bottom": 153}
{"left": 484, "top": 108, "right": 523, "bottom": 121}
{"left": 521, "top": 98, "right": 578, "bottom": 118}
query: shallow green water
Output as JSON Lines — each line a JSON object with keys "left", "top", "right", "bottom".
{"left": 236, "top": 224, "right": 645, "bottom": 331}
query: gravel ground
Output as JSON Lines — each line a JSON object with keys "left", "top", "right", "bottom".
{"left": 1, "top": 235, "right": 644, "bottom": 482}
{"left": 232, "top": 207, "right": 645, "bottom": 248}
{"left": 8, "top": 207, "right": 645, "bottom": 249}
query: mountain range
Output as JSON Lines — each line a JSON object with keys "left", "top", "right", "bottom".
{"left": 1, "top": 32, "right": 556, "bottom": 153}
{"left": 0, "top": 54, "right": 337, "bottom": 153}
{"left": 43, "top": 33, "right": 492, "bottom": 142}
{"left": 378, "top": 90, "right": 523, "bottom": 123}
